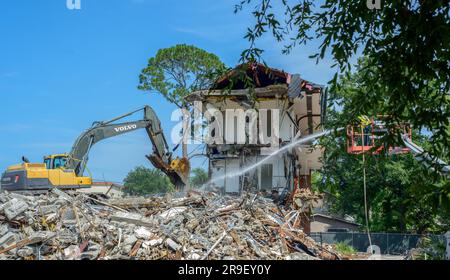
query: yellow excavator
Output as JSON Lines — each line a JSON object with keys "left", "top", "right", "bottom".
{"left": 0, "top": 106, "right": 190, "bottom": 192}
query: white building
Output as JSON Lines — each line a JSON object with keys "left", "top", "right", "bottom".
{"left": 187, "top": 63, "right": 326, "bottom": 194}
{"left": 76, "top": 181, "right": 124, "bottom": 198}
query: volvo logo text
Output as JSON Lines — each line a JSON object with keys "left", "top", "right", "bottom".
{"left": 114, "top": 124, "right": 138, "bottom": 132}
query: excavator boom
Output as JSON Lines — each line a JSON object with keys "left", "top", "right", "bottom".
{"left": 0, "top": 106, "right": 189, "bottom": 192}
{"left": 67, "top": 105, "right": 189, "bottom": 187}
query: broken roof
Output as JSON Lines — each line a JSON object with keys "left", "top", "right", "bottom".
{"left": 187, "top": 62, "right": 324, "bottom": 102}
{"left": 312, "top": 213, "right": 361, "bottom": 227}
{"left": 212, "top": 62, "right": 290, "bottom": 90}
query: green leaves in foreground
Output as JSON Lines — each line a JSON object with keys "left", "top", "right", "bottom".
{"left": 236, "top": 0, "right": 449, "bottom": 160}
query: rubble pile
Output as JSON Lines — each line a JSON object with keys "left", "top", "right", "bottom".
{"left": 0, "top": 189, "right": 341, "bottom": 260}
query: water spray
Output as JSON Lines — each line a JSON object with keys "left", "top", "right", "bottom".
{"left": 203, "top": 128, "right": 344, "bottom": 188}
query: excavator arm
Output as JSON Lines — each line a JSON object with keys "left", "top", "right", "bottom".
{"left": 66, "top": 106, "right": 189, "bottom": 187}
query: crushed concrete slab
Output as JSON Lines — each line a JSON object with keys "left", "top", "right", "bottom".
{"left": 81, "top": 243, "right": 101, "bottom": 260}
{"left": 0, "top": 224, "right": 8, "bottom": 237}
{"left": 3, "top": 198, "right": 28, "bottom": 220}
{"left": 134, "top": 227, "right": 153, "bottom": 240}
{"left": 110, "top": 212, "right": 154, "bottom": 228}
{"left": 159, "top": 207, "right": 187, "bottom": 219}
{"left": 64, "top": 245, "right": 81, "bottom": 260}
{"left": 143, "top": 238, "right": 163, "bottom": 247}
{"left": 39, "top": 205, "right": 59, "bottom": 215}
{"left": 17, "top": 246, "right": 34, "bottom": 258}
{"left": 10, "top": 193, "right": 36, "bottom": 204}
{"left": 0, "top": 232, "right": 18, "bottom": 250}
{"left": 28, "top": 231, "right": 56, "bottom": 244}
{"left": 166, "top": 238, "right": 181, "bottom": 251}
{"left": 51, "top": 188, "right": 73, "bottom": 201}
{"left": 123, "top": 235, "right": 138, "bottom": 247}
{"left": 57, "top": 230, "right": 78, "bottom": 245}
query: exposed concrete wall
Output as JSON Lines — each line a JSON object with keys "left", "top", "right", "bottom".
{"left": 256, "top": 155, "right": 288, "bottom": 191}
{"left": 292, "top": 92, "right": 322, "bottom": 136}
{"left": 210, "top": 155, "right": 289, "bottom": 193}
{"left": 296, "top": 145, "right": 323, "bottom": 175}
{"left": 202, "top": 86, "right": 323, "bottom": 194}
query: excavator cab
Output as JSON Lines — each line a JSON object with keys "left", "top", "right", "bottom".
{"left": 43, "top": 154, "right": 69, "bottom": 170}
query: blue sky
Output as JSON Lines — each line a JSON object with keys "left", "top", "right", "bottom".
{"left": 0, "top": 0, "right": 335, "bottom": 183}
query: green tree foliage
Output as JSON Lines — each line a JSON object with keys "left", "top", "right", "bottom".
{"left": 235, "top": 0, "right": 449, "bottom": 159}
{"left": 138, "top": 44, "right": 226, "bottom": 108}
{"left": 190, "top": 168, "right": 208, "bottom": 188}
{"left": 315, "top": 60, "right": 450, "bottom": 233}
{"left": 319, "top": 133, "right": 449, "bottom": 233}
{"left": 123, "top": 166, "right": 174, "bottom": 196}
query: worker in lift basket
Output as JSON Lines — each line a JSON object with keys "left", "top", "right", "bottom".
{"left": 363, "top": 125, "right": 371, "bottom": 147}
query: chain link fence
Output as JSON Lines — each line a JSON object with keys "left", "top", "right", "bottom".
{"left": 309, "top": 232, "right": 445, "bottom": 255}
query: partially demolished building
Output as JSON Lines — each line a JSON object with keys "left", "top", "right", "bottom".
{"left": 188, "top": 63, "right": 326, "bottom": 194}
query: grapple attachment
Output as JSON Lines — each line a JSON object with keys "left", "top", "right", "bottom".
{"left": 146, "top": 155, "right": 190, "bottom": 188}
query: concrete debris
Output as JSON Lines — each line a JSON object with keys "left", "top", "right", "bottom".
{"left": 123, "top": 235, "right": 138, "bottom": 247}
{"left": 3, "top": 198, "right": 28, "bottom": 220}
{"left": 134, "top": 227, "right": 153, "bottom": 240}
{"left": 81, "top": 242, "right": 101, "bottom": 260}
{"left": 0, "top": 190, "right": 344, "bottom": 260}
{"left": 0, "top": 232, "right": 18, "bottom": 250}
{"left": 64, "top": 245, "right": 81, "bottom": 260}
{"left": 0, "top": 224, "right": 8, "bottom": 237}
{"left": 159, "top": 207, "right": 187, "bottom": 219}
{"left": 110, "top": 212, "right": 154, "bottom": 228}
{"left": 39, "top": 204, "right": 59, "bottom": 215}
{"left": 166, "top": 238, "right": 181, "bottom": 251}
{"left": 286, "top": 252, "right": 319, "bottom": 260}
{"left": 292, "top": 188, "right": 322, "bottom": 212}
{"left": 17, "top": 246, "right": 34, "bottom": 258}
{"left": 144, "top": 238, "right": 163, "bottom": 247}
{"left": 58, "top": 230, "right": 79, "bottom": 245}
{"left": 28, "top": 231, "right": 56, "bottom": 244}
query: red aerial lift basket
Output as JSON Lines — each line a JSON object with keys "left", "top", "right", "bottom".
{"left": 347, "top": 118, "right": 412, "bottom": 155}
